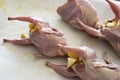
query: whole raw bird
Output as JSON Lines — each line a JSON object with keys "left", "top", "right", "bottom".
{"left": 4, "top": 16, "right": 67, "bottom": 57}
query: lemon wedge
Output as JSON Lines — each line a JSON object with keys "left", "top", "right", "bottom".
{"left": 67, "top": 52, "right": 79, "bottom": 68}
{"left": 67, "top": 58, "right": 77, "bottom": 68}
{"left": 67, "top": 52, "right": 85, "bottom": 68}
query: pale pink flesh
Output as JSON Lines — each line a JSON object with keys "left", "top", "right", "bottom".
{"left": 8, "top": 17, "right": 64, "bottom": 36}
{"left": 44, "top": 0, "right": 120, "bottom": 79}
{"left": 71, "top": 19, "right": 103, "bottom": 37}
{"left": 106, "top": 0, "right": 120, "bottom": 19}
{"left": 72, "top": 64, "right": 85, "bottom": 80}
{"left": 4, "top": 17, "right": 36, "bottom": 46}
{"left": 46, "top": 61, "right": 77, "bottom": 78}
{"left": 57, "top": 0, "right": 99, "bottom": 29}
{"left": 58, "top": 44, "right": 96, "bottom": 59}
{"left": 3, "top": 38, "right": 32, "bottom": 45}
{"left": 46, "top": 54, "right": 120, "bottom": 80}
{"left": 8, "top": 17, "right": 41, "bottom": 23}
{"left": 4, "top": 16, "right": 67, "bottom": 57}
{"left": 59, "top": 45, "right": 95, "bottom": 58}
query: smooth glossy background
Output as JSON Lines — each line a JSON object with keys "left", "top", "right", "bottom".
{"left": 0, "top": 0, "right": 120, "bottom": 80}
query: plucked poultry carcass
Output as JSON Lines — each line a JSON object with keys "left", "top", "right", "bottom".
{"left": 46, "top": 45, "right": 120, "bottom": 80}
{"left": 57, "top": 0, "right": 100, "bottom": 30}
{"left": 4, "top": 16, "right": 67, "bottom": 57}
{"left": 57, "top": 0, "right": 120, "bottom": 56}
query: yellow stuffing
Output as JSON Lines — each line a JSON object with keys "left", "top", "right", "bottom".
{"left": 29, "top": 23, "right": 38, "bottom": 32}
{"left": 104, "top": 19, "right": 118, "bottom": 28}
{"left": 20, "top": 33, "right": 26, "bottom": 39}
{"left": 68, "top": 52, "right": 78, "bottom": 59}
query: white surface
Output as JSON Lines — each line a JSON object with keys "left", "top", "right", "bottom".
{"left": 0, "top": 0, "right": 120, "bottom": 80}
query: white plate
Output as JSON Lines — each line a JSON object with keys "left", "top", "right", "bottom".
{"left": 0, "top": 0, "right": 120, "bottom": 80}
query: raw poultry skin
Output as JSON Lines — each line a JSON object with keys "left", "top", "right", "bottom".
{"left": 102, "top": 26, "right": 120, "bottom": 56}
{"left": 46, "top": 45, "right": 120, "bottom": 80}
{"left": 57, "top": 0, "right": 120, "bottom": 56}
{"left": 4, "top": 17, "right": 67, "bottom": 57}
{"left": 78, "top": 0, "right": 120, "bottom": 56}
{"left": 101, "top": 0, "right": 120, "bottom": 56}
{"left": 57, "top": 0, "right": 99, "bottom": 30}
